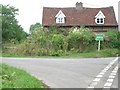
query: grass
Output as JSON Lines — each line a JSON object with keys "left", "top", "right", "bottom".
{"left": 61, "top": 52, "right": 101, "bottom": 58}
{"left": 1, "top": 63, "right": 47, "bottom": 89}
{"left": 62, "top": 49, "right": 118, "bottom": 58}
{"left": 2, "top": 50, "right": 118, "bottom": 58}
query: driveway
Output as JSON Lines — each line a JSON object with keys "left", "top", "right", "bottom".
{"left": 2, "top": 57, "right": 119, "bottom": 88}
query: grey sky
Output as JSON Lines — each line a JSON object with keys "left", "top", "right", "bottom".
{"left": 1, "top": 0, "right": 119, "bottom": 33}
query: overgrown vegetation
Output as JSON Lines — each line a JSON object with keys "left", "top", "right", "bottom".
{"left": 2, "top": 26, "right": 120, "bottom": 57}
{"left": 1, "top": 4, "right": 119, "bottom": 57}
{"left": 1, "top": 63, "right": 46, "bottom": 88}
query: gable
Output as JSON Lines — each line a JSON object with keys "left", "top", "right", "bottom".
{"left": 55, "top": 10, "right": 66, "bottom": 18}
{"left": 95, "top": 10, "right": 105, "bottom": 18}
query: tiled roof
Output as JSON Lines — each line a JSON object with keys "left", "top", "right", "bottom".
{"left": 42, "top": 5, "right": 118, "bottom": 26}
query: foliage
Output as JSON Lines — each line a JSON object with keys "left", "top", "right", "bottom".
{"left": 1, "top": 63, "right": 46, "bottom": 88}
{"left": 29, "top": 23, "right": 42, "bottom": 33}
{"left": 99, "top": 49, "right": 118, "bottom": 57}
{"left": 105, "top": 30, "right": 120, "bottom": 48}
{"left": 2, "top": 26, "right": 119, "bottom": 57}
{"left": 67, "top": 27, "right": 95, "bottom": 52}
{"left": 51, "top": 34, "right": 64, "bottom": 50}
{"left": 1, "top": 4, "right": 27, "bottom": 42}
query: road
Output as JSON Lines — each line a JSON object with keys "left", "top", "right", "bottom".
{"left": 2, "top": 57, "right": 119, "bottom": 88}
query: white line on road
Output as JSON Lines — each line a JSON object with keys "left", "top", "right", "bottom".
{"left": 88, "top": 57, "right": 118, "bottom": 88}
{"left": 103, "top": 64, "right": 118, "bottom": 88}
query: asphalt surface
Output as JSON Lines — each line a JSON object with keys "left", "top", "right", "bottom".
{"left": 1, "top": 57, "right": 119, "bottom": 88}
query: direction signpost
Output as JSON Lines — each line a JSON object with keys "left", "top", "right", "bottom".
{"left": 95, "top": 34, "right": 104, "bottom": 51}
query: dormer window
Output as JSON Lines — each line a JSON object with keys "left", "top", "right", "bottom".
{"left": 58, "top": 17, "right": 63, "bottom": 23}
{"left": 97, "top": 18, "right": 104, "bottom": 23}
{"left": 55, "top": 10, "right": 66, "bottom": 24}
{"left": 95, "top": 10, "right": 105, "bottom": 24}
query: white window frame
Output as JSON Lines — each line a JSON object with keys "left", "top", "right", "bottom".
{"left": 95, "top": 18, "right": 104, "bottom": 24}
{"left": 56, "top": 17, "right": 65, "bottom": 23}
{"left": 95, "top": 10, "right": 105, "bottom": 24}
{"left": 55, "top": 10, "right": 66, "bottom": 24}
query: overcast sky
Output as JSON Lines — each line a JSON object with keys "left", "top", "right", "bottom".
{"left": 1, "top": 0, "right": 119, "bottom": 33}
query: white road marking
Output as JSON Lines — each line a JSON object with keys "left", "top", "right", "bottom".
{"left": 111, "top": 73, "right": 116, "bottom": 76}
{"left": 107, "top": 79, "right": 114, "bottom": 82}
{"left": 96, "top": 75, "right": 103, "bottom": 78}
{"left": 104, "top": 82, "right": 112, "bottom": 87}
{"left": 112, "top": 70, "right": 117, "bottom": 73}
{"left": 93, "top": 78, "right": 100, "bottom": 82}
{"left": 99, "top": 72, "right": 105, "bottom": 75}
{"left": 109, "top": 76, "right": 115, "bottom": 79}
{"left": 101, "top": 70, "right": 107, "bottom": 73}
{"left": 87, "top": 57, "right": 118, "bottom": 88}
{"left": 88, "top": 86, "right": 94, "bottom": 88}
{"left": 103, "top": 64, "right": 118, "bottom": 88}
{"left": 104, "top": 87, "right": 110, "bottom": 88}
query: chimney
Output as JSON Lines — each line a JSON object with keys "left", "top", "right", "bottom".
{"left": 76, "top": 2, "right": 83, "bottom": 10}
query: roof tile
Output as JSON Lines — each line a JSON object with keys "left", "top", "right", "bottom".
{"left": 42, "top": 6, "right": 118, "bottom": 26}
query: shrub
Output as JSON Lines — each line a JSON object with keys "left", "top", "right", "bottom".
{"left": 51, "top": 34, "right": 64, "bottom": 50}
{"left": 67, "top": 27, "right": 95, "bottom": 52}
{"left": 49, "top": 50, "right": 64, "bottom": 56}
{"left": 99, "top": 49, "right": 118, "bottom": 57}
{"left": 105, "top": 30, "right": 120, "bottom": 48}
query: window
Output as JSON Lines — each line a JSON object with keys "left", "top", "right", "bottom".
{"left": 95, "top": 10, "right": 105, "bottom": 24}
{"left": 56, "top": 17, "right": 65, "bottom": 23}
{"left": 55, "top": 10, "right": 66, "bottom": 24}
{"left": 58, "top": 18, "right": 63, "bottom": 23}
{"left": 97, "top": 18, "right": 104, "bottom": 24}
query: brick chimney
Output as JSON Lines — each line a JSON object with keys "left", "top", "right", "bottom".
{"left": 76, "top": 2, "right": 83, "bottom": 10}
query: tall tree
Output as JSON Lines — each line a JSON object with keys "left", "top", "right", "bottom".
{"left": 29, "top": 23, "right": 42, "bottom": 33}
{"left": 1, "top": 4, "right": 27, "bottom": 42}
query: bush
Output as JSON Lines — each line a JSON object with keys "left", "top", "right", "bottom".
{"left": 3, "top": 27, "right": 119, "bottom": 57}
{"left": 99, "top": 49, "right": 118, "bottom": 57}
{"left": 51, "top": 34, "right": 64, "bottom": 50}
{"left": 67, "top": 27, "right": 95, "bottom": 52}
{"left": 49, "top": 50, "right": 64, "bottom": 56}
{"left": 105, "top": 30, "right": 120, "bottom": 48}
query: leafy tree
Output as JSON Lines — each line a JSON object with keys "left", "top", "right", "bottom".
{"left": 67, "top": 27, "right": 94, "bottom": 52}
{"left": 1, "top": 4, "right": 27, "bottom": 42}
{"left": 105, "top": 29, "right": 120, "bottom": 48}
{"left": 29, "top": 23, "right": 42, "bottom": 33}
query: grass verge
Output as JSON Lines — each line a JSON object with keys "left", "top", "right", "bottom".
{"left": 2, "top": 48, "right": 118, "bottom": 58}
{"left": 0, "top": 63, "right": 48, "bottom": 89}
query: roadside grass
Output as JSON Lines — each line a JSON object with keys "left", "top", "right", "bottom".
{"left": 2, "top": 48, "right": 118, "bottom": 58}
{"left": 63, "top": 48, "right": 118, "bottom": 58}
{"left": 0, "top": 48, "right": 2, "bottom": 57}
{"left": 1, "top": 63, "right": 47, "bottom": 89}
{"left": 61, "top": 52, "right": 101, "bottom": 58}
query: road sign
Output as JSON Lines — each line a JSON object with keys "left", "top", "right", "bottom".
{"left": 95, "top": 34, "right": 104, "bottom": 41}
{"left": 95, "top": 34, "right": 104, "bottom": 51}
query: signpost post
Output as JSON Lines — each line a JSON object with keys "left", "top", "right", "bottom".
{"left": 95, "top": 34, "right": 104, "bottom": 51}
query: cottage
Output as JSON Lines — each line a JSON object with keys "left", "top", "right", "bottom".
{"left": 42, "top": 2, "right": 118, "bottom": 33}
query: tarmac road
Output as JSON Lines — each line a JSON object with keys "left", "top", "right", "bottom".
{"left": 2, "top": 57, "right": 119, "bottom": 88}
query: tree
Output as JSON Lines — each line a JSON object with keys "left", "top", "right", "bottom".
{"left": 29, "top": 23, "right": 42, "bottom": 33}
{"left": 105, "top": 29, "right": 120, "bottom": 48}
{"left": 1, "top": 4, "right": 27, "bottom": 42}
{"left": 67, "top": 27, "right": 94, "bottom": 52}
